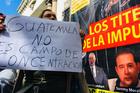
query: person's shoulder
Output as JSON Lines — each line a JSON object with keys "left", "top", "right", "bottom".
{"left": 96, "top": 66, "right": 103, "bottom": 71}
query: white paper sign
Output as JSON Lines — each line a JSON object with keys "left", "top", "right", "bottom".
{"left": 0, "top": 16, "right": 82, "bottom": 72}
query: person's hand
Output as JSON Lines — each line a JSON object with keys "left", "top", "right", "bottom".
{"left": 0, "top": 13, "right": 6, "bottom": 31}
{"left": 80, "top": 30, "right": 85, "bottom": 38}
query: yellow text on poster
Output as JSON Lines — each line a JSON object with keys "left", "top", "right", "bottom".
{"left": 71, "top": 0, "right": 90, "bottom": 14}
{"left": 89, "top": 88, "right": 119, "bottom": 93}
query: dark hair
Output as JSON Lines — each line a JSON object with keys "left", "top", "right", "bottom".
{"left": 115, "top": 48, "right": 137, "bottom": 66}
{"left": 40, "top": 9, "right": 56, "bottom": 19}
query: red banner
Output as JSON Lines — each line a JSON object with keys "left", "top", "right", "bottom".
{"left": 83, "top": 5, "right": 140, "bottom": 52}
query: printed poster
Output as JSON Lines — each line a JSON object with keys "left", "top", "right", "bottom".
{"left": 71, "top": 0, "right": 140, "bottom": 92}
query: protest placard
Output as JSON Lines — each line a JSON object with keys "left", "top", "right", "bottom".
{"left": 0, "top": 16, "right": 82, "bottom": 72}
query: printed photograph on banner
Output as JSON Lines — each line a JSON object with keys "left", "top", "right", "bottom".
{"left": 72, "top": 0, "right": 140, "bottom": 92}
{"left": 83, "top": 44, "right": 140, "bottom": 92}
{"left": 83, "top": 52, "right": 109, "bottom": 89}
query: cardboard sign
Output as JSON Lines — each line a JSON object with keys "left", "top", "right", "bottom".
{"left": 0, "top": 16, "right": 82, "bottom": 72}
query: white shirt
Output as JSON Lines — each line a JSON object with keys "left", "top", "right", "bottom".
{"left": 90, "top": 63, "right": 96, "bottom": 78}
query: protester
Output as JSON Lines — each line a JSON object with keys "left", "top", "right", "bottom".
{"left": 0, "top": 13, "right": 18, "bottom": 93}
{"left": 16, "top": 9, "right": 67, "bottom": 93}
{"left": 0, "top": 9, "right": 68, "bottom": 93}
{"left": 0, "top": 13, "right": 5, "bottom": 31}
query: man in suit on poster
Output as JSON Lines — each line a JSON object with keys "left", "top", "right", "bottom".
{"left": 88, "top": 52, "right": 108, "bottom": 89}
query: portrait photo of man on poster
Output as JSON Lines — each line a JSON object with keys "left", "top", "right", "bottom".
{"left": 108, "top": 48, "right": 140, "bottom": 92}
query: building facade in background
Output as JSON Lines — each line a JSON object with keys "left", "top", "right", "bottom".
{"left": 17, "top": 0, "right": 65, "bottom": 21}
